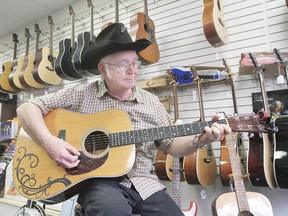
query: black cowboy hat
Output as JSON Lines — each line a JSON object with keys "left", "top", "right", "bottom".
{"left": 81, "top": 23, "right": 152, "bottom": 70}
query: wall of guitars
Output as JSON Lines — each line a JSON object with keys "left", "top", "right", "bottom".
{"left": 0, "top": 0, "right": 288, "bottom": 215}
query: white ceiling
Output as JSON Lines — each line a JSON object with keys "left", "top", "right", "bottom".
{"left": 0, "top": 0, "right": 78, "bottom": 38}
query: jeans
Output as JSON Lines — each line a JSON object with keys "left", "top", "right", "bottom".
{"left": 77, "top": 179, "right": 184, "bottom": 216}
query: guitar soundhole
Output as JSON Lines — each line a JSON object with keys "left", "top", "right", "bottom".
{"left": 84, "top": 131, "right": 109, "bottom": 156}
{"left": 238, "top": 211, "right": 254, "bottom": 216}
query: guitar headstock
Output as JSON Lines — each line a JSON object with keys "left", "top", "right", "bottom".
{"left": 166, "top": 69, "right": 177, "bottom": 86}
{"left": 86, "top": 0, "right": 94, "bottom": 8}
{"left": 249, "top": 52, "right": 266, "bottom": 72}
{"left": 222, "top": 58, "right": 233, "bottom": 77}
{"left": 226, "top": 113, "right": 270, "bottom": 133}
{"left": 68, "top": 5, "right": 75, "bottom": 16}
{"left": 12, "top": 33, "right": 18, "bottom": 43}
{"left": 273, "top": 48, "right": 284, "bottom": 62}
{"left": 34, "top": 23, "right": 41, "bottom": 34}
{"left": 48, "top": 16, "right": 54, "bottom": 26}
{"left": 24, "top": 28, "right": 31, "bottom": 38}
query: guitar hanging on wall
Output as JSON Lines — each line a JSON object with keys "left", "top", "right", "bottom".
{"left": 247, "top": 52, "right": 278, "bottom": 189}
{"left": 73, "top": 0, "right": 99, "bottom": 76}
{"left": 54, "top": 5, "right": 83, "bottom": 80}
{"left": 10, "top": 28, "right": 31, "bottom": 91}
{"left": 32, "top": 16, "right": 62, "bottom": 86}
{"left": 183, "top": 65, "right": 217, "bottom": 187}
{"left": 130, "top": 0, "right": 160, "bottom": 65}
{"left": 20, "top": 23, "right": 45, "bottom": 89}
{"left": 202, "top": 0, "right": 228, "bottom": 47}
{"left": 0, "top": 33, "right": 20, "bottom": 93}
{"left": 220, "top": 58, "right": 247, "bottom": 186}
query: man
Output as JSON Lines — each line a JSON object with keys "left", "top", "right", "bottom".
{"left": 17, "top": 23, "right": 231, "bottom": 216}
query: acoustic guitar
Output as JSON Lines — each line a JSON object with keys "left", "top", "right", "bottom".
{"left": 272, "top": 50, "right": 288, "bottom": 188}
{"left": 130, "top": 0, "right": 160, "bottom": 65}
{"left": 202, "top": 0, "right": 228, "bottom": 47}
{"left": 73, "top": 0, "right": 98, "bottom": 76}
{"left": 9, "top": 29, "right": 31, "bottom": 91}
{"left": 54, "top": 5, "right": 83, "bottom": 80}
{"left": 12, "top": 108, "right": 268, "bottom": 203}
{"left": 220, "top": 58, "right": 247, "bottom": 186}
{"left": 247, "top": 53, "right": 278, "bottom": 189}
{"left": 19, "top": 24, "right": 45, "bottom": 89}
{"left": 0, "top": 33, "right": 20, "bottom": 93}
{"left": 183, "top": 65, "right": 217, "bottom": 187}
{"left": 32, "top": 16, "right": 62, "bottom": 86}
{"left": 212, "top": 132, "right": 273, "bottom": 216}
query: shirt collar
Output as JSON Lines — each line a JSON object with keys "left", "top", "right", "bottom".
{"left": 96, "top": 81, "right": 144, "bottom": 103}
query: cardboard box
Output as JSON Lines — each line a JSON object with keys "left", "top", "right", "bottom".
{"left": 239, "top": 52, "right": 288, "bottom": 75}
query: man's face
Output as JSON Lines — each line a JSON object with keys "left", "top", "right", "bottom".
{"left": 100, "top": 50, "right": 140, "bottom": 92}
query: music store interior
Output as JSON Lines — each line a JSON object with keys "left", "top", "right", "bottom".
{"left": 0, "top": 0, "right": 287, "bottom": 215}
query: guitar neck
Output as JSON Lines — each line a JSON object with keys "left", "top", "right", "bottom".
{"left": 49, "top": 24, "right": 53, "bottom": 57}
{"left": 108, "top": 119, "right": 226, "bottom": 147}
{"left": 90, "top": 5, "right": 94, "bottom": 41}
{"left": 225, "top": 133, "right": 250, "bottom": 212}
{"left": 144, "top": 0, "right": 149, "bottom": 25}
{"left": 115, "top": 0, "right": 119, "bottom": 23}
{"left": 171, "top": 157, "right": 182, "bottom": 208}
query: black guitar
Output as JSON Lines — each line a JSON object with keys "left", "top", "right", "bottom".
{"left": 73, "top": 0, "right": 99, "bottom": 76}
{"left": 54, "top": 5, "right": 83, "bottom": 80}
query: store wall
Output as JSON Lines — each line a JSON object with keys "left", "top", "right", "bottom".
{"left": 0, "top": 0, "right": 287, "bottom": 215}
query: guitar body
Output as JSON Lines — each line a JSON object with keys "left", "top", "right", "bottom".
{"left": 182, "top": 201, "right": 198, "bottom": 216}
{"left": 9, "top": 56, "right": 26, "bottom": 90}
{"left": 247, "top": 133, "right": 277, "bottom": 188}
{"left": 0, "top": 61, "right": 19, "bottom": 92}
{"left": 13, "top": 109, "right": 135, "bottom": 203}
{"left": 202, "top": 0, "right": 228, "bottom": 47}
{"left": 212, "top": 191, "right": 273, "bottom": 216}
{"left": 273, "top": 116, "right": 288, "bottom": 188}
{"left": 73, "top": 32, "right": 99, "bottom": 76}
{"left": 130, "top": 12, "right": 160, "bottom": 65}
{"left": 196, "top": 146, "right": 217, "bottom": 187}
{"left": 183, "top": 152, "right": 200, "bottom": 185}
{"left": 55, "top": 39, "right": 83, "bottom": 80}
{"left": 247, "top": 133, "right": 268, "bottom": 187}
{"left": 18, "top": 54, "right": 31, "bottom": 88}
{"left": 155, "top": 150, "right": 170, "bottom": 180}
{"left": 20, "top": 52, "right": 45, "bottom": 89}
{"left": 32, "top": 47, "right": 61, "bottom": 86}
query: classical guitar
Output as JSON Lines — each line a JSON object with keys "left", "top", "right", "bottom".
{"left": 130, "top": 0, "right": 160, "bottom": 65}
{"left": 32, "top": 16, "right": 62, "bottom": 86}
{"left": 247, "top": 52, "right": 278, "bottom": 189}
{"left": 54, "top": 5, "right": 83, "bottom": 80}
{"left": 183, "top": 65, "right": 217, "bottom": 187}
{"left": 13, "top": 108, "right": 268, "bottom": 203}
{"left": 0, "top": 33, "right": 20, "bottom": 93}
{"left": 20, "top": 24, "right": 45, "bottom": 89}
{"left": 220, "top": 58, "right": 247, "bottom": 186}
{"left": 212, "top": 133, "right": 273, "bottom": 216}
{"left": 202, "top": 0, "right": 228, "bottom": 47}
{"left": 10, "top": 28, "right": 31, "bottom": 90}
{"left": 73, "top": 0, "right": 98, "bottom": 76}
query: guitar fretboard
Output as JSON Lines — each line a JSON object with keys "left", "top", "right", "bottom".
{"left": 108, "top": 120, "right": 226, "bottom": 146}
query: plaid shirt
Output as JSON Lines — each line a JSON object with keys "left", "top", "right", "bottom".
{"left": 28, "top": 81, "right": 174, "bottom": 200}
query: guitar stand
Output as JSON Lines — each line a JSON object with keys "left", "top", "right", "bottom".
{"left": 15, "top": 199, "right": 47, "bottom": 216}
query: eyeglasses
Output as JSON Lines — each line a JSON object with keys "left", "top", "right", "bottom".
{"left": 101, "top": 60, "right": 142, "bottom": 72}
